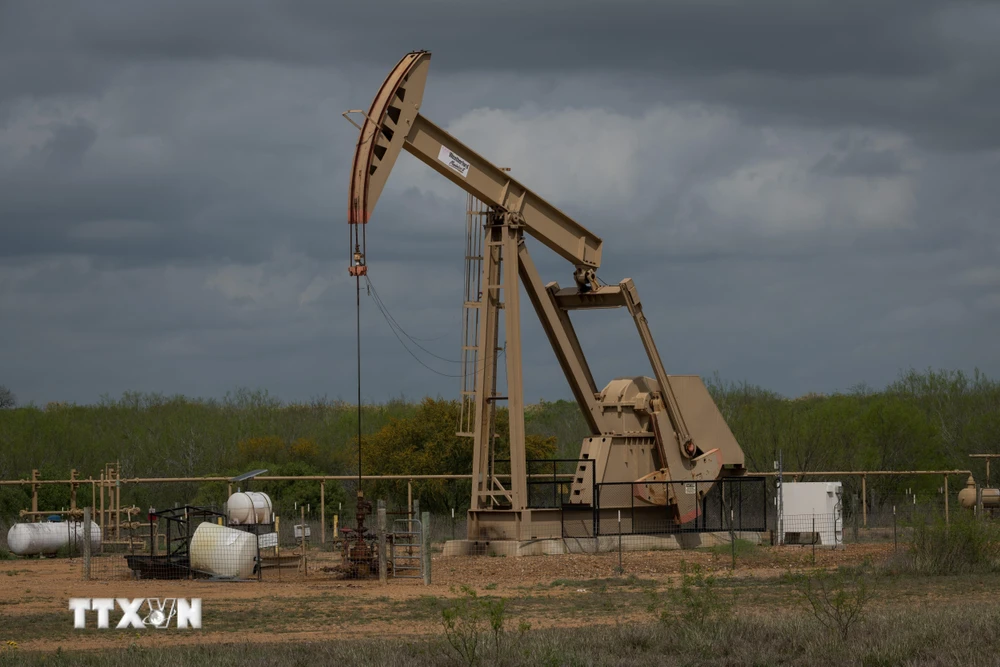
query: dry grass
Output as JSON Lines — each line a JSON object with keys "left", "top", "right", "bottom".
{"left": 3, "top": 528, "right": 1000, "bottom": 665}
{"left": 3, "top": 601, "right": 1000, "bottom": 666}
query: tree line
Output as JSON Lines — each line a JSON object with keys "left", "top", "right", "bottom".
{"left": 0, "top": 368, "right": 997, "bottom": 518}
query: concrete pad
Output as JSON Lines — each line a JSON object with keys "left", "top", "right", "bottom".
{"left": 442, "top": 531, "right": 766, "bottom": 557}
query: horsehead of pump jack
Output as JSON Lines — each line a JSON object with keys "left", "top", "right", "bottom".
{"left": 344, "top": 51, "right": 746, "bottom": 542}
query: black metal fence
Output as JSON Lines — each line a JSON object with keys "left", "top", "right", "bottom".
{"left": 564, "top": 476, "right": 768, "bottom": 538}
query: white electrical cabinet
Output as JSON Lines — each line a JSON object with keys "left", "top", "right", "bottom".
{"left": 777, "top": 481, "right": 843, "bottom": 547}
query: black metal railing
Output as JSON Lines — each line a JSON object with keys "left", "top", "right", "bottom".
{"left": 593, "top": 476, "right": 768, "bottom": 536}
{"left": 484, "top": 461, "right": 766, "bottom": 538}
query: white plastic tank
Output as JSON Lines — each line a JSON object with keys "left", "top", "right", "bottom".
{"left": 7, "top": 521, "right": 102, "bottom": 556}
{"left": 189, "top": 522, "right": 257, "bottom": 579}
{"left": 226, "top": 491, "right": 273, "bottom": 525}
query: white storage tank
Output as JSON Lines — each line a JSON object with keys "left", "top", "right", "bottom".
{"left": 226, "top": 491, "right": 273, "bottom": 525}
{"left": 7, "top": 521, "right": 102, "bottom": 556}
{"left": 189, "top": 522, "right": 257, "bottom": 579}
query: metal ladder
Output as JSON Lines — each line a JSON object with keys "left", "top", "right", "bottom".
{"left": 457, "top": 192, "right": 487, "bottom": 437}
{"left": 391, "top": 517, "right": 423, "bottom": 579}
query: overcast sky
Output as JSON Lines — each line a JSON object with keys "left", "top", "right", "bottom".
{"left": 1, "top": 1, "right": 998, "bottom": 407}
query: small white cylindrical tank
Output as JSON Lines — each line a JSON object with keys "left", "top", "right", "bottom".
{"left": 226, "top": 491, "right": 273, "bottom": 525}
{"left": 7, "top": 521, "right": 102, "bottom": 556}
{"left": 189, "top": 522, "right": 257, "bottom": 579}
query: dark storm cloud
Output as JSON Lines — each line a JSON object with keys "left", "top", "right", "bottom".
{"left": 811, "top": 137, "right": 908, "bottom": 178}
{"left": 5, "top": 0, "right": 997, "bottom": 149}
{"left": 0, "top": 1, "right": 998, "bottom": 407}
{"left": 31, "top": 0, "right": 941, "bottom": 78}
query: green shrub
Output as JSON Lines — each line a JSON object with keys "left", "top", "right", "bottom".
{"left": 707, "top": 537, "right": 758, "bottom": 559}
{"left": 893, "top": 512, "right": 1000, "bottom": 575}
{"left": 646, "top": 561, "right": 735, "bottom": 642}
{"left": 792, "top": 566, "right": 878, "bottom": 641}
{"left": 440, "top": 585, "right": 528, "bottom": 667}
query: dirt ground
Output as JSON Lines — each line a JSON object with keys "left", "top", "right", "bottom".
{"left": 0, "top": 542, "right": 936, "bottom": 653}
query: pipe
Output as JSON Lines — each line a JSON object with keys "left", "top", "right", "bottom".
{"left": 0, "top": 469, "right": 977, "bottom": 486}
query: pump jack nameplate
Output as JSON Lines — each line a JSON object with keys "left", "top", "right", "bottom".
{"left": 438, "top": 146, "right": 471, "bottom": 177}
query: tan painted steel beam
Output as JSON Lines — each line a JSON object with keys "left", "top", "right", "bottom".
{"left": 503, "top": 223, "right": 528, "bottom": 511}
{"left": 551, "top": 285, "right": 627, "bottom": 310}
{"left": 619, "top": 279, "right": 694, "bottom": 454}
{"left": 348, "top": 51, "right": 602, "bottom": 269}
{"left": 404, "top": 114, "right": 602, "bottom": 269}
{"left": 517, "top": 241, "right": 604, "bottom": 436}
{"left": 470, "top": 223, "right": 503, "bottom": 509}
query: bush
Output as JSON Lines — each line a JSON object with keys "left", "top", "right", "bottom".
{"left": 892, "top": 512, "right": 1000, "bottom": 575}
{"left": 708, "top": 537, "right": 758, "bottom": 560}
{"left": 791, "top": 566, "right": 878, "bottom": 641}
{"left": 440, "top": 585, "right": 529, "bottom": 666}
{"left": 646, "top": 562, "right": 735, "bottom": 642}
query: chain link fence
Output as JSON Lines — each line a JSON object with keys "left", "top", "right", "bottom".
{"left": 1, "top": 470, "right": 983, "bottom": 575}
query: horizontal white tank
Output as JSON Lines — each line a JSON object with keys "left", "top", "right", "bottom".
{"left": 226, "top": 491, "right": 273, "bottom": 525}
{"left": 7, "top": 521, "right": 102, "bottom": 556}
{"left": 189, "top": 522, "right": 257, "bottom": 579}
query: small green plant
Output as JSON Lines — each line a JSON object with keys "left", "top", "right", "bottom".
{"left": 673, "top": 562, "right": 734, "bottom": 627}
{"left": 646, "top": 561, "right": 734, "bottom": 640}
{"left": 485, "top": 596, "right": 508, "bottom": 655}
{"left": 708, "top": 538, "right": 758, "bottom": 559}
{"left": 441, "top": 585, "right": 524, "bottom": 667}
{"left": 793, "top": 567, "right": 877, "bottom": 641}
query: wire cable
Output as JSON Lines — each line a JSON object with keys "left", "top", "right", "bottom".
{"left": 365, "top": 276, "right": 466, "bottom": 364}
{"left": 364, "top": 275, "right": 504, "bottom": 379}
{"left": 355, "top": 272, "right": 362, "bottom": 491}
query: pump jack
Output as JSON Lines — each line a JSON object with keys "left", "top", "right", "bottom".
{"left": 346, "top": 51, "right": 746, "bottom": 542}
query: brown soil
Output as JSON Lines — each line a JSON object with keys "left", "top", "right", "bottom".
{"left": 0, "top": 543, "right": 908, "bottom": 653}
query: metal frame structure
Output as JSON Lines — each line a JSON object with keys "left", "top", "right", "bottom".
{"left": 346, "top": 51, "right": 748, "bottom": 541}
{"left": 5, "top": 468, "right": 976, "bottom": 543}
{"left": 124, "top": 506, "right": 249, "bottom": 580}
{"left": 390, "top": 517, "right": 424, "bottom": 579}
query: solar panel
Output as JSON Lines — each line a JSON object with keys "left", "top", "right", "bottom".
{"left": 230, "top": 469, "right": 268, "bottom": 483}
